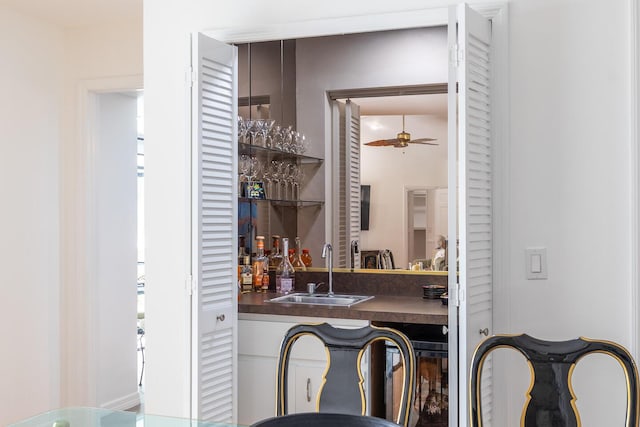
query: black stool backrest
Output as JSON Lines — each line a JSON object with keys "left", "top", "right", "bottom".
{"left": 276, "top": 323, "right": 416, "bottom": 427}
{"left": 470, "top": 334, "right": 640, "bottom": 426}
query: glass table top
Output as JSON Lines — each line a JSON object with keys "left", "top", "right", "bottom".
{"left": 9, "top": 407, "right": 244, "bottom": 427}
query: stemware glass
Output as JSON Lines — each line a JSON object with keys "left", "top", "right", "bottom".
{"left": 262, "top": 119, "right": 276, "bottom": 148}
{"left": 247, "top": 156, "right": 262, "bottom": 182}
{"left": 249, "top": 119, "right": 264, "bottom": 146}
{"left": 268, "top": 125, "right": 281, "bottom": 150}
{"left": 291, "top": 164, "right": 305, "bottom": 201}
{"left": 270, "top": 160, "right": 282, "bottom": 200}
{"left": 277, "top": 160, "right": 290, "bottom": 200}
{"left": 294, "top": 131, "right": 307, "bottom": 154}
{"left": 282, "top": 126, "right": 294, "bottom": 153}
{"left": 238, "top": 154, "right": 251, "bottom": 195}
{"left": 285, "top": 163, "right": 298, "bottom": 200}
{"left": 237, "top": 116, "right": 248, "bottom": 144}
{"left": 261, "top": 162, "right": 272, "bottom": 198}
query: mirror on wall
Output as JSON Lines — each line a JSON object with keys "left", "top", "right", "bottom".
{"left": 237, "top": 25, "right": 452, "bottom": 273}
{"left": 350, "top": 95, "right": 448, "bottom": 271}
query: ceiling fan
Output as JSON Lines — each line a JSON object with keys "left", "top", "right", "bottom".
{"left": 364, "top": 115, "right": 438, "bottom": 148}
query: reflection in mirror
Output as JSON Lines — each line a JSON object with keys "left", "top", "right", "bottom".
{"left": 351, "top": 95, "right": 449, "bottom": 271}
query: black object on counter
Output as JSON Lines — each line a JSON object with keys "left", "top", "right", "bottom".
{"left": 422, "top": 284, "right": 446, "bottom": 299}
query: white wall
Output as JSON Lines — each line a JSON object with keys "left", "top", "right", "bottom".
{"left": 0, "top": 4, "right": 142, "bottom": 422}
{"left": 0, "top": 6, "right": 63, "bottom": 425}
{"left": 144, "top": 0, "right": 637, "bottom": 424}
{"left": 360, "top": 115, "right": 447, "bottom": 268}
{"left": 494, "top": 1, "right": 633, "bottom": 424}
{"left": 59, "top": 21, "right": 142, "bottom": 407}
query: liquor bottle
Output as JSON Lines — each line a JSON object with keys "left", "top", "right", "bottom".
{"left": 253, "top": 236, "right": 269, "bottom": 292}
{"left": 301, "top": 249, "right": 313, "bottom": 268}
{"left": 240, "top": 256, "right": 253, "bottom": 292}
{"left": 268, "top": 235, "right": 283, "bottom": 269}
{"left": 291, "top": 236, "right": 307, "bottom": 271}
{"left": 260, "top": 263, "right": 270, "bottom": 292}
{"left": 275, "top": 238, "right": 295, "bottom": 294}
{"left": 238, "top": 235, "right": 248, "bottom": 266}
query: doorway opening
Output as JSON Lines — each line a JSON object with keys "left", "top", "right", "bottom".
{"left": 136, "top": 93, "right": 146, "bottom": 404}
{"left": 90, "top": 89, "right": 143, "bottom": 411}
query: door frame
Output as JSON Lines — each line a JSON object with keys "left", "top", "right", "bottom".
{"left": 404, "top": 185, "right": 440, "bottom": 267}
{"left": 63, "top": 75, "right": 143, "bottom": 407}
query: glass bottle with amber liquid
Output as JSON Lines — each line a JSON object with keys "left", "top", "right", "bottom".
{"left": 276, "top": 238, "right": 295, "bottom": 294}
{"left": 268, "top": 235, "right": 283, "bottom": 270}
{"left": 240, "top": 256, "right": 253, "bottom": 292}
{"left": 252, "top": 236, "right": 269, "bottom": 292}
{"left": 301, "top": 249, "right": 313, "bottom": 268}
{"left": 290, "top": 236, "right": 306, "bottom": 271}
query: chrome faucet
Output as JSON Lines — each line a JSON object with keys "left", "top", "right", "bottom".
{"left": 321, "top": 243, "right": 334, "bottom": 296}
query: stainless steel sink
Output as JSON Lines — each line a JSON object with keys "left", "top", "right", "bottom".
{"left": 267, "top": 293, "right": 373, "bottom": 307}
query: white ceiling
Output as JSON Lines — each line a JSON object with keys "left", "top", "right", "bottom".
{"left": 0, "top": 0, "right": 142, "bottom": 28}
{"left": 342, "top": 93, "right": 448, "bottom": 118}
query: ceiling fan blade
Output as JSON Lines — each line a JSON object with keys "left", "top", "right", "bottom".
{"left": 409, "top": 137, "right": 437, "bottom": 143}
{"left": 364, "top": 138, "right": 397, "bottom": 146}
{"left": 409, "top": 141, "right": 439, "bottom": 146}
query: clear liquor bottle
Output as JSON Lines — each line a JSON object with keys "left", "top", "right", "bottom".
{"left": 275, "top": 238, "right": 295, "bottom": 294}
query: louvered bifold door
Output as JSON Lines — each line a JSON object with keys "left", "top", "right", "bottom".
{"left": 448, "top": 4, "right": 493, "bottom": 427}
{"left": 191, "top": 32, "right": 238, "bottom": 423}
{"left": 345, "top": 100, "right": 361, "bottom": 269}
{"left": 331, "top": 100, "right": 361, "bottom": 268}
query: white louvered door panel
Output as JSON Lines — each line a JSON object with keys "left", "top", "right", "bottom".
{"left": 331, "top": 100, "right": 361, "bottom": 268}
{"left": 191, "top": 32, "right": 238, "bottom": 423}
{"left": 345, "top": 100, "right": 361, "bottom": 269}
{"left": 448, "top": 4, "right": 493, "bottom": 426}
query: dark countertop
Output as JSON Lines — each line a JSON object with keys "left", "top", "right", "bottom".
{"left": 238, "top": 291, "right": 448, "bottom": 325}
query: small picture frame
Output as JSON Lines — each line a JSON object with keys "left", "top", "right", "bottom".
{"left": 242, "top": 181, "right": 266, "bottom": 199}
{"left": 361, "top": 250, "right": 380, "bottom": 269}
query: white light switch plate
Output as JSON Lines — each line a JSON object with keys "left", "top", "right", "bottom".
{"left": 525, "top": 248, "right": 547, "bottom": 280}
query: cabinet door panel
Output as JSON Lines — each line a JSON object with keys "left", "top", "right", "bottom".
{"left": 292, "top": 363, "right": 326, "bottom": 413}
{"left": 238, "top": 355, "right": 277, "bottom": 425}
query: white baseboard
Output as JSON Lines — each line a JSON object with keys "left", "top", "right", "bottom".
{"left": 101, "top": 391, "right": 141, "bottom": 411}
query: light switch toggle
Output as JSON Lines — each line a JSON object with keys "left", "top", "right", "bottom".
{"left": 526, "top": 248, "right": 547, "bottom": 280}
{"left": 531, "top": 254, "right": 542, "bottom": 273}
